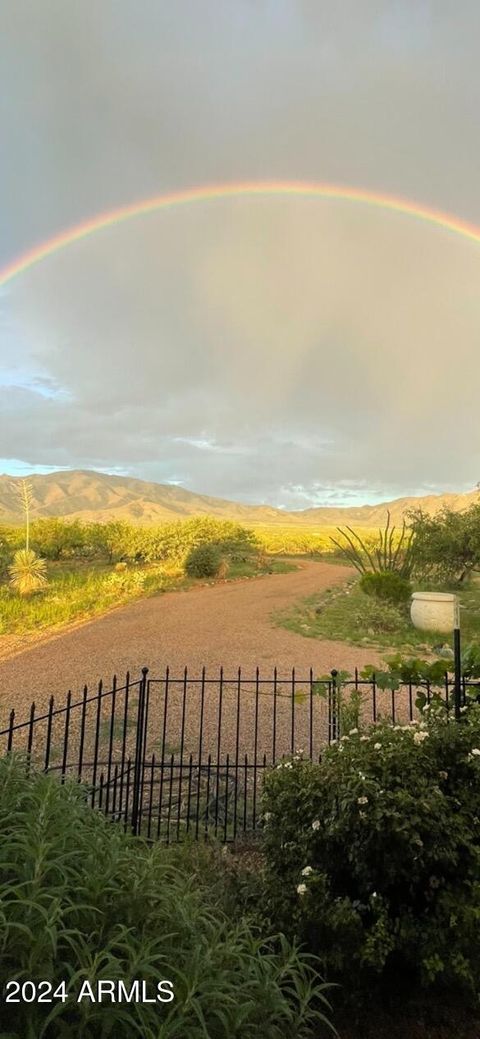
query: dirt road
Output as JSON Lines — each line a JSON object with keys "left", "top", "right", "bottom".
{"left": 0, "top": 561, "right": 382, "bottom": 722}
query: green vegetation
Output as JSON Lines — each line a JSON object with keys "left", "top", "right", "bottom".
{"left": 0, "top": 549, "right": 297, "bottom": 636}
{"left": 0, "top": 756, "right": 333, "bottom": 1038}
{"left": 185, "top": 541, "right": 225, "bottom": 578}
{"left": 7, "top": 479, "right": 49, "bottom": 595}
{"left": 275, "top": 578, "right": 462, "bottom": 652}
{"left": 330, "top": 511, "right": 416, "bottom": 578}
{"left": 407, "top": 501, "right": 480, "bottom": 584}
{"left": 8, "top": 546, "right": 48, "bottom": 596}
{"left": 261, "top": 702, "right": 480, "bottom": 1016}
{"left": 359, "top": 570, "right": 412, "bottom": 604}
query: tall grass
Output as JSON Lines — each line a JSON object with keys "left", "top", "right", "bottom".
{"left": 0, "top": 566, "right": 173, "bottom": 635}
{"left": 0, "top": 757, "right": 334, "bottom": 1038}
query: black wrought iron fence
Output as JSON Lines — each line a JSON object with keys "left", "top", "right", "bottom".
{"left": 0, "top": 665, "right": 475, "bottom": 842}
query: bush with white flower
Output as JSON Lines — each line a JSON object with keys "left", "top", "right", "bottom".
{"left": 261, "top": 702, "right": 480, "bottom": 1005}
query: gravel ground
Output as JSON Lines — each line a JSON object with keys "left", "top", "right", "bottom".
{"left": 0, "top": 561, "right": 384, "bottom": 760}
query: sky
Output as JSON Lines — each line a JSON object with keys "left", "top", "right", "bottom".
{"left": 1, "top": 0, "right": 480, "bottom": 509}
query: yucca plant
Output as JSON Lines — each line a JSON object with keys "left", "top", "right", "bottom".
{"left": 8, "top": 478, "right": 48, "bottom": 595}
{"left": 8, "top": 547, "right": 48, "bottom": 595}
{"left": 330, "top": 511, "right": 416, "bottom": 578}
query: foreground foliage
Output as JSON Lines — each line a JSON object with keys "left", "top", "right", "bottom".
{"left": 0, "top": 757, "right": 333, "bottom": 1038}
{"left": 262, "top": 702, "right": 480, "bottom": 1006}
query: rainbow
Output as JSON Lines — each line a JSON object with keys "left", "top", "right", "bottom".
{"left": 2, "top": 179, "right": 480, "bottom": 288}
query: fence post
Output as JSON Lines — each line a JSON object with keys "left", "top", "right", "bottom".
{"left": 453, "top": 626, "right": 462, "bottom": 721}
{"left": 131, "top": 667, "right": 149, "bottom": 836}
{"left": 330, "top": 669, "right": 339, "bottom": 742}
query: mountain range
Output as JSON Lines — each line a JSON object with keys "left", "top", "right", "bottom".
{"left": 0, "top": 470, "right": 478, "bottom": 528}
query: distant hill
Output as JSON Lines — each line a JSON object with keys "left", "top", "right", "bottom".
{"left": 0, "top": 469, "right": 478, "bottom": 528}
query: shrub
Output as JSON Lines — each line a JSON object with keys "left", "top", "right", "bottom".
{"left": 359, "top": 571, "right": 412, "bottom": 604}
{"left": 0, "top": 757, "right": 333, "bottom": 1038}
{"left": 330, "top": 511, "right": 416, "bottom": 578}
{"left": 185, "top": 542, "right": 224, "bottom": 578}
{"left": 350, "top": 595, "right": 407, "bottom": 633}
{"left": 8, "top": 548, "right": 48, "bottom": 595}
{"left": 261, "top": 705, "right": 480, "bottom": 1005}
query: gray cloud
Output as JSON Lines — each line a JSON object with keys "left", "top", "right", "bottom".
{"left": 1, "top": 1, "right": 480, "bottom": 507}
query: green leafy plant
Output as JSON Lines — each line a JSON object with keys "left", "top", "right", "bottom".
{"left": 262, "top": 703, "right": 480, "bottom": 1006}
{"left": 330, "top": 511, "right": 416, "bottom": 578}
{"left": 185, "top": 541, "right": 224, "bottom": 578}
{"left": 359, "top": 571, "right": 412, "bottom": 604}
{"left": 0, "top": 757, "right": 334, "bottom": 1038}
{"left": 407, "top": 502, "right": 480, "bottom": 585}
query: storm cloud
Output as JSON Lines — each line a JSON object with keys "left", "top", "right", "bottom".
{"left": 1, "top": 1, "right": 479, "bottom": 507}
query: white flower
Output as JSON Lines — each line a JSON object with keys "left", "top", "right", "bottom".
{"left": 340, "top": 735, "right": 350, "bottom": 742}
{"left": 301, "top": 866, "right": 314, "bottom": 877}
{"left": 312, "top": 819, "right": 321, "bottom": 831}
{"left": 413, "top": 731, "right": 429, "bottom": 744}
{"left": 349, "top": 728, "right": 359, "bottom": 736}
{"left": 438, "top": 771, "right": 448, "bottom": 780}
{"left": 372, "top": 891, "right": 378, "bottom": 898}
{"left": 471, "top": 748, "right": 480, "bottom": 756}
{"left": 359, "top": 811, "right": 367, "bottom": 819}
{"left": 263, "top": 812, "right": 272, "bottom": 822}
{"left": 374, "top": 742, "right": 382, "bottom": 751}
{"left": 360, "top": 735, "right": 369, "bottom": 742}
{"left": 357, "top": 796, "right": 368, "bottom": 805}
{"left": 422, "top": 704, "right": 431, "bottom": 712}
{"left": 460, "top": 706, "right": 468, "bottom": 714}
{"left": 297, "top": 883, "right": 307, "bottom": 896}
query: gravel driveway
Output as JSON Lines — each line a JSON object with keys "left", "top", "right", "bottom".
{"left": 0, "top": 561, "right": 382, "bottom": 730}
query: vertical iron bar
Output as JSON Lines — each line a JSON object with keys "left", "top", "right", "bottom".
{"left": 176, "top": 668, "right": 188, "bottom": 840}
{"left": 77, "top": 685, "right": 88, "bottom": 780}
{"left": 233, "top": 668, "right": 241, "bottom": 841}
{"left": 272, "top": 667, "right": 278, "bottom": 763}
{"left": 91, "top": 680, "right": 103, "bottom": 798}
{"left": 214, "top": 668, "right": 224, "bottom": 834}
{"left": 106, "top": 675, "right": 117, "bottom": 795}
{"left": 204, "top": 754, "right": 212, "bottom": 839}
{"left": 147, "top": 754, "right": 155, "bottom": 840}
{"left": 185, "top": 754, "right": 193, "bottom": 835}
{"left": 252, "top": 668, "right": 260, "bottom": 828}
{"left": 291, "top": 668, "right": 295, "bottom": 755}
{"left": 166, "top": 753, "right": 175, "bottom": 844}
{"left": 60, "top": 691, "right": 72, "bottom": 781}
{"left": 223, "top": 754, "right": 230, "bottom": 843}
{"left": 44, "top": 697, "right": 54, "bottom": 771}
{"left": 7, "top": 710, "right": 15, "bottom": 753}
{"left": 158, "top": 667, "right": 170, "bottom": 840}
{"left": 309, "top": 668, "right": 313, "bottom": 761}
{"left": 131, "top": 667, "right": 148, "bottom": 836}
{"left": 330, "top": 670, "right": 338, "bottom": 741}
{"left": 194, "top": 667, "right": 206, "bottom": 840}
{"left": 454, "top": 627, "right": 462, "bottom": 720}
{"left": 26, "top": 702, "right": 36, "bottom": 772}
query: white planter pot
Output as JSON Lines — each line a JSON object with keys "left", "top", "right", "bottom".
{"left": 410, "top": 592, "right": 459, "bottom": 634}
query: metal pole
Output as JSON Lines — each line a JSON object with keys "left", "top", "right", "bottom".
{"left": 131, "top": 667, "right": 148, "bottom": 836}
{"left": 454, "top": 626, "right": 462, "bottom": 721}
{"left": 330, "top": 669, "right": 338, "bottom": 741}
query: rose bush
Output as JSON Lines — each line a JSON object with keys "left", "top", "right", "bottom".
{"left": 262, "top": 702, "right": 480, "bottom": 1003}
